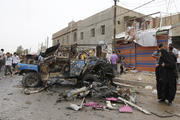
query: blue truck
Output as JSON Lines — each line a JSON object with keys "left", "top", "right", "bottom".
{"left": 17, "top": 44, "right": 114, "bottom": 88}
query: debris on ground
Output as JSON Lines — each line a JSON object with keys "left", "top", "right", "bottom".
{"left": 23, "top": 87, "right": 48, "bottom": 95}
{"left": 67, "top": 97, "right": 85, "bottom": 111}
{"left": 145, "top": 85, "right": 153, "bottom": 90}
{"left": 106, "top": 101, "right": 117, "bottom": 110}
{"left": 64, "top": 86, "right": 92, "bottom": 99}
{"left": 118, "top": 96, "right": 151, "bottom": 115}
{"left": 119, "top": 105, "right": 133, "bottom": 113}
{"left": 152, "top": 89, "right": 157, "bottom": 94}
{"left": 84, "top": 102, "right": 104, "bottom": 110}
{"left": 106, "top": 97, "right": 118, "bottom": 102}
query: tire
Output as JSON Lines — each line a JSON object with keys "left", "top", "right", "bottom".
{"left": 81, "top": 74, "right": 98, "bottom": 86}
{"left": 22, "top": 72, "right": 42, "bottom": 88}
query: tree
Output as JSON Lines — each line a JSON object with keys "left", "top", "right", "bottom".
{"left": 24, "top": 49, "right": 29, "bottom": 55}
{"left": 16, "top": 45, "right": 24, "bottom": 55}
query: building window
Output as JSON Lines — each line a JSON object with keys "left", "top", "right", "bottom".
{"left": 101, "top": 25, "right": 105, "bottom": 35}
{"left": 73, "top": 32, "right": 77, "bottom": 42}
{"left": 80, "top": 32, "right": 84, "bottom": 40}
{"left": 91, "top": 28, "right": 95, "bottom": 37}
{"left": 67, "top": 35, "right": 69, "bottom": 44}
{"left": 62, "top": 37, "right": 64, "bottom": 45}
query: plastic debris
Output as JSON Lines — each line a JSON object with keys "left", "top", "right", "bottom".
{"left": 84, "top": 102, "right": 103, "bottom": 109}
{"left": 152, "top": 89, "right": 157, "bottom": 94}
{"left": 106, "top": 101, "right": 116, "bottom": 110}
{"left": 106, "top": 97, "right": 118, "bottom": 102}
{"left": 68, "top": 103, "right": 82, "bottom": 111}
{"left": 119, "top": 105, "right": 133, "bottom": 113}
{"left": 145, "top": 85, "right": 153, "bottom": 90}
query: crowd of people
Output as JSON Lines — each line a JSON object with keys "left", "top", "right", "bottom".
{"left": 0, "top": 49, "right": 20, "bottom": 77}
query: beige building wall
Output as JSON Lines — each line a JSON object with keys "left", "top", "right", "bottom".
{"left": 52, "top": 21, "right": 78, "bottom": 46}
{"left": 52, "top": 6, "right": 144, "bottom": 46}
{"left": 77, "top": 7, "right": 114, "bottom": 45}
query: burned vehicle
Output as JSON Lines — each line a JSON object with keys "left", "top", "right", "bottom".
{"left": 17, "top": 44, "right": 114, "bottom": 88}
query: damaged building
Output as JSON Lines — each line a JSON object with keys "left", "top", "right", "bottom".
{"left": 52, "top": 5, "right": 180, "bottom": 72}
{"left": 115, "top": 13, "right": 180, "bottom": 72}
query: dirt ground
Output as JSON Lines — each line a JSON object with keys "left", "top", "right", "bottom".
{"left": 0, "top": 72, "right": 180, "bottom": 120}
{"left": 118, "top": 70, "right": 180, "bottom": 85}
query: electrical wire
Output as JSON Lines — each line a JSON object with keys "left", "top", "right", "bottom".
{"left": 117, "top": 0, "right": 156, "bottom": 17}
{"left": 167, "top": 0, "right": 171, "bottom": 13}
{"left": 173, "top": 0, "right": 179, "bottom": 12}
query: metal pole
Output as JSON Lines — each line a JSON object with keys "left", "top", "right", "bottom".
{"left": 113, "top": 0, "right": 118, "bottom": 51}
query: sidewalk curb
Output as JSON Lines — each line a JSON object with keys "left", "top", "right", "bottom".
{"left": 113, "top": 78, "right": 180, "bottom": 94}
{"left": 114, "top": 78, "right": 155, "bottom": 87}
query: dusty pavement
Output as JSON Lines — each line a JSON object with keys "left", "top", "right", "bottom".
{"left": 0, "top": 72, "right": 180, "bottom": 120}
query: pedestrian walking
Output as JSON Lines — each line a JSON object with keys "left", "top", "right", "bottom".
{"left": 0, "top": 49, "right": 5, "bottom": 72}
{"left": 4, "top": 52, "right": 13, "bottom": 76}
{"left": 120, "top": 56, "right": 126, "bottom": 74}
{"left": 152, "top": 43, "right": 164, "bottom": 101}
{"left": 110, "top": 51, "right": 118, "bottom": 75}
{"left": 12, "top": 52, "right": 20, "bottom": 73}
{"left": 157, "top": 49, "right": 177, "bottom": 105}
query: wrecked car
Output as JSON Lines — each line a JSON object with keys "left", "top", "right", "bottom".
{"left": 17, "top": 43, "right": 114, "bottom": 88}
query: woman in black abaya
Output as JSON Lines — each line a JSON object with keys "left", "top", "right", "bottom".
{"left": 158, "top": 49, "right": 177, "bottom": 105}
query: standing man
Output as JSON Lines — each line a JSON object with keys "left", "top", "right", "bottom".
{"left": 110, "top": 51, "right": 118, "bottom": 75}
{"left": 12, "top": 52, "right": 20, "bottom": 73}
{"left": 0, "top": 49, "right": 4, "bottom": 72}
{"left": 169, "top": 43, "right": 178, "bottom": 58}
{"left": 38, "top": 52, "right": 44, "bottom": 62}
{"left": 152, "top": 43, "right": 164, "bottom": 102}
{"left": 117, "top": 51, "right": 121, "bottom": 74}
{"left": 4, "top": 52, "right": 13, "bottom": 76}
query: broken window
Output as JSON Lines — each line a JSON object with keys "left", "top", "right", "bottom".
{"left": 101, "top": 25, "right": 105, "bottom": 35}
{"left": 91, "top": 28, "right": 95, "bottom": 37}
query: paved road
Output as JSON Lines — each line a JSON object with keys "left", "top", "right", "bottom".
{"left": 0, "top": 74, "right": 180, "bottom": 120}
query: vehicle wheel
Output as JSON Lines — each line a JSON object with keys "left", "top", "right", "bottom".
{"left": 81, "top": 74, "right": 98, "bottom": 86}
{"left": 22, "top": 72, "right": 42, "bottom": 87}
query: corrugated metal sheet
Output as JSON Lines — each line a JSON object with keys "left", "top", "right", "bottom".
{"left": 115, "top": 33, "right": 168, "bottom": 72}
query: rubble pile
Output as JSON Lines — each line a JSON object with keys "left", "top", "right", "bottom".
{"left": 55, "top": 78, "right": 151, "bottom": 115}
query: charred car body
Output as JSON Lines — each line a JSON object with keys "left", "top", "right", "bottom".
{"left": 17, "top": 44, "right": 114, "bottom": 88}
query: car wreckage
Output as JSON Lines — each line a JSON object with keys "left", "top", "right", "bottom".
{"left": 17, "top": 44, "right": 115, "bottom": 88}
